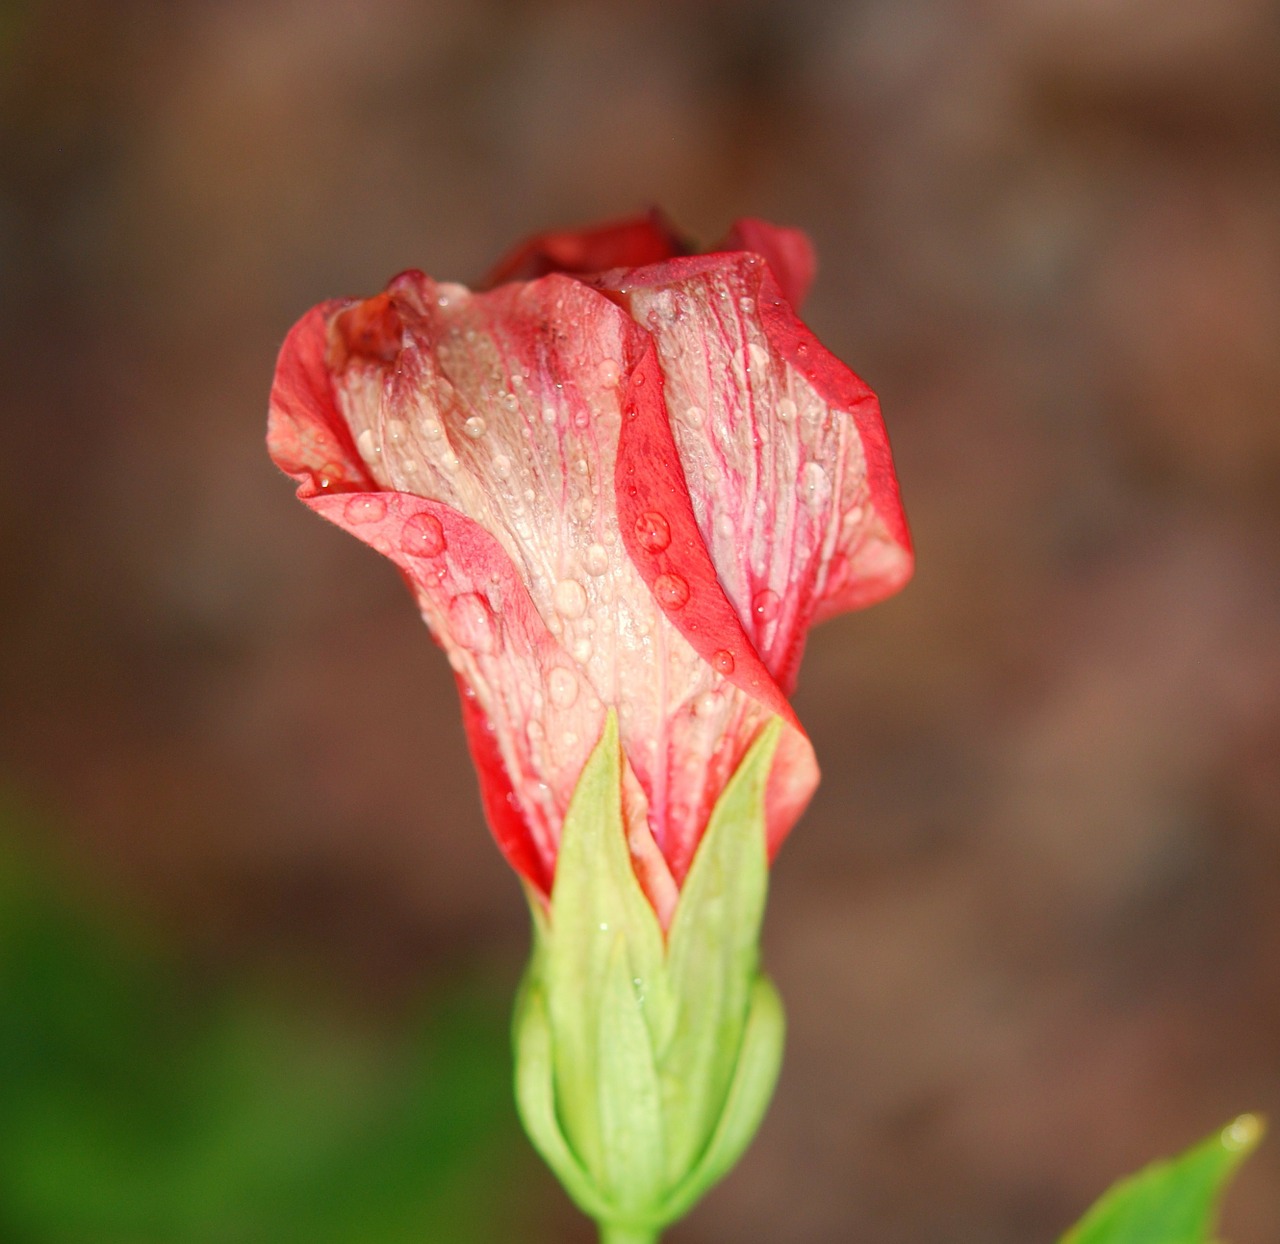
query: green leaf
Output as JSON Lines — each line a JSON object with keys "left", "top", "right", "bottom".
{"left": 661, "top": 719, "right": 781, "bottom": 1182}
{"left": 1061, "top": 1115, "right": 1264, "bottom": 1244}
{"left": 542, "top": 712, "right": 670, "bottom": 1184}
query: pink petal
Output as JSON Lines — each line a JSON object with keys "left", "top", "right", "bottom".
{"left": 598, "top": 252, "right": 913, "bottom": 698}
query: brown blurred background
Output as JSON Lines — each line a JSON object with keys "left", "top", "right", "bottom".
{"left": 2, "top": 1, "right": 1279, "bottom": 1241}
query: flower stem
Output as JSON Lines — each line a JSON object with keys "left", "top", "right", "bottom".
{"left": 599, "top": 1224, "right": 659, "bottom": 1244}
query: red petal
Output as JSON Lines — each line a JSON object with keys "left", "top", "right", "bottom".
{"left": 481, "top": 208, "right": 688, "bottom": 288}
{"left": 598, "top": 252, "right": 913, "bottom": 698}
{"left": 716, "top": 217, "right": 816, "bottom": 310}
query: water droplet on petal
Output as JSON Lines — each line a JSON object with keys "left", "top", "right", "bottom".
{"left": 654, "top": 572, "right": 690, "bottom": 609}
{"left": 548, "top": 667, "right": 578, "bottom": 708}
{"left": 388, "top": 419, "right": 406, "bottom": 442}
{"left": 572, "top": 637, "right": 593, "bottom": 662}
{"left": 597, "top": 360, "right": 620, "bottom": 387}
{"left": 400, "top": 512, "right": 446, "bottom": 557}
{"left": 344, "top": 495, "right": 386, "bottom": 525}
{"left": 694, "top": 690, "right": 722, "bottom": 717}
{"left": 440, "top": 451, "right": 460, "bottom": 472}
{"left": 585, "top": 544, "right": 609, "bottom": 575}
{"left": 801, "top": 462, "right": 831, "bottom": 511}
{"left": 776, "top": 397, "right": 797, "bottom": 423}
{"left": 553, "top": 578, "right": 588, "bottom": 619}
{"left": 712, "top": 648, "right": 735, "bottom": 674}
{"left": 463, "top": 415, "right": 486, "bottom": 438}
{"left": 449, "top": 592, "right": 499, "bottom": 653}
{"left": 685, "top": 404, "right": 705, "bottom": 426}
{"left": 492, "top": 453, "right": 513, "bottom": 478}
{"left": 752, "top": 588, "right": 780, "bottom": 622}
{"left": 714, "top": 513, "right": 735, "bottom": 538}
{"left": 634, "top": 509, "right": 671, "bottom": 553}
{"left": 317, "top": 462, "right": 343, "bottom": 489}
{"left": 356, "top": 428, "right": 378, "bottom": 461}
{"left": 541, "top": 405, "right": 558, "bottom": 425}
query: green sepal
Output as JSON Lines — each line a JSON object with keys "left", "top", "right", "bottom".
{"left": 512, "top": 971, "right": 613, "bottom": 1222}
{"left": 541, "top": 712, "right": 671, "bottom": 1187}
{"left": 1061, "top": 1114, "right": 1263, "bottom": 1244}
{"left": 512, "top": 711, "right": 788, "bottom": 1239}
{"left": 661, "top": 718, "right": 781, "bottom": 1183}
{"left": 659, "top": 972, "right": 785, "bottom": 1223}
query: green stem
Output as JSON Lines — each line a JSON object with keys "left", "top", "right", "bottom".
{"left": 599, "top": 1224, "right": 660, "bottom": 1244}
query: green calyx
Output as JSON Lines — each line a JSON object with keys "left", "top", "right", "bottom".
{"left": 513, "top": 712, "right": 786, "bottom": 1241}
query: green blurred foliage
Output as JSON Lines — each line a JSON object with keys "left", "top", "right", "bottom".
{"left": 0, "top": 797, "right": 525, "bottom": 1244}
{"left": 1061, "top": 1116, "right": 1262, "bottom": 1244}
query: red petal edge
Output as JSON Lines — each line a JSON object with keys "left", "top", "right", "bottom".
{"left": 268, "top": 305, "right": 555, "bottom": 898}
{"left": 615, "top": 339, "right": 820, "bottom": 868}
{"left": 716, "top": 217, "right": 817, "bottom": 310}
{"left": 482, "top": 207, "right": 689, "bottom": 289}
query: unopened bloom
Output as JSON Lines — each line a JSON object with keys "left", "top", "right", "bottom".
{"left": 267, "top": 212, "right": 912, "bottom": 923}
{"left": 269, "top": 212, "right": 912, "bottom": 1240}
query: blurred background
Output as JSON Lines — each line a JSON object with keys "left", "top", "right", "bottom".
{"left": 2, "top": 1, "right": 1278, "bottom": 1240}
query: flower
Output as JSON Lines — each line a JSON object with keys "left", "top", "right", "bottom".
{"left": 267, "top": 212, "right": 912, "bottom": 927}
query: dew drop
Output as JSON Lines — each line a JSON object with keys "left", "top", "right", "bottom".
{"left": 597, "top": 360, "right": 620, "bottom": 387}
{"left": 501, "top": 393, "right": 518, "bottom": 413}
{"left": 343, "top": 495, "right": 385, "bottom": 525}
{"left": 463, "top": 415, "right": 486, "bottom": 438}
{"left": 440, "top": 451, "right": 460, "bottom": 472}
{"left": 654, "top": 572, "right": 690, "bottom": 609}
{"left": 492, "top": 453, "right": 513, "bottom": 478}
{"left": 739, "top": 296, "right": 756, "bottom": 314}
{"left": 585, "top": 543, "right": 609, "bottom": 576}
{"left": 712, "top": 648, "right": 735, "bottom": 674}
{"left": 714, "top": 513, "right": 735, "bottom": 538}
{"left": 748, "top": 342, "right": 770, "bottom": 373}
{"left": 548, "top": 667, "right": 578, "bottom": 708}
{"left": 572, "top": 637, "right": 593, "bottom": 663}
{"left": 448, "top": 592, "right": 499, "bottom": 653}
{"left": 356, "top": 428, "right": 378, "bottom": 461}
{"left": 685, "top": 404, "right": 705, "bottom": 427}
{"left": 801, "top": 462, "right": 831, "bottom": 511}
{"left": 752, "top": 588, "right": 780, "bottom": 622}
{"left": 317, "top": 462, "right": 343, "bottom": 489}
{"left": 553, "top": 578, "right": 588, "bottom": 619}
{"left": 541, "top": 405, "right": 558, "bottom": 425}
{"left": 634, "top": 509, "right": 671, "bottom": 553}
{"left": 400, "top": 512, "right": 446, "bottom": 557}
{"left": 388, "top": 419, "right": 406, "bottom": 442}
{"left": 694, "top": 690, "right": 722, "bottom": 717}
{"left": 776, "top": 397, "right": 797, "bottom": 423}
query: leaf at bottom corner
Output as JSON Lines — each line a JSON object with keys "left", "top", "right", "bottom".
{"left": 1061, "top": 1114, "right": 1263, "bottom": 1244}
